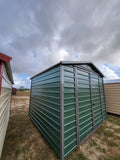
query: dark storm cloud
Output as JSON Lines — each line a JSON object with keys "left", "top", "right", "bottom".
{"left": 58, "top": 0, "right": 120, "bottom": 63}
{"left": 0, "top": 0, "right": 120, "bottom": 80}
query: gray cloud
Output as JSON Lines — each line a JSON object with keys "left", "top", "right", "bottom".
{"left": 0, "top": 0, "right": 120, "bottom": 82}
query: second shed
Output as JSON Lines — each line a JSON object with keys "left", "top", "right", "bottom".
{"left": 104, "top": 79, "right": 120, "bottom": 115}
{"left": 0, "top": 52, "right": 14, "bottom": 157}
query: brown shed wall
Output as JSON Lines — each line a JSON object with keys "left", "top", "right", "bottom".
{"left": 104, "top": 83, "right": 120, "bottom": 115}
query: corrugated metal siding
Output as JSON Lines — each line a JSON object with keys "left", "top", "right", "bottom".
{"left": 30, "top": 63, "right": 107, "bottom": 159}
{"left": 29, "top": 66, "right": 60, "bottom": 156}
{"left": 91, "top": 74, "right": 103, "bottom": 128}
{"left": 63, "top": 65, "right": 77, "bottom": 157}
{"left": 77, "top": 69, "right": 93, "bottom": 141}
{"left": 0, "top": 63, "right": 12, "bottom": 157}
{"left": 99, "top": 78, "right": 107, "bottom": 120}
{"left": 63, "top": 65, "right": 107, "bottom": 158}
{"left": 104, "top": 83, "right": 120, "bottom": 115}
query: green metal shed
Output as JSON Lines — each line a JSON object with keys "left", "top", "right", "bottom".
{"left": 29, "top": 61, "right": 107, "bottom": 160}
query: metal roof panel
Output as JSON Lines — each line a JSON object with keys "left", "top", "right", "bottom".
{"left": 31, "top": 61, "right": 104, "bottom": 79}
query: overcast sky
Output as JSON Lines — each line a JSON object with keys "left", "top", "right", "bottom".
{"left": 1, "top": 0, "right": 120, "bottom": 88}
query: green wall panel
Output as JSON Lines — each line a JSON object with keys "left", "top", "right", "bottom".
{"left": 63, "top": 65, "right": 107, "bottom": 158}
{"left": 77, "top": 69, "right": 93, "bottom": 142}
{"left": 63, "top": 66, "right": 77, "bottom": 157}
{"left": 29, "top": 66, "right": 60, "bottom": 156}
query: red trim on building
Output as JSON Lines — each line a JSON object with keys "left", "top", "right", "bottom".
{"left": 0, "top": 52, "right": 12, "bottom": 63}
{"left": 0, "top": 61, "right": 3, "bottom": 95}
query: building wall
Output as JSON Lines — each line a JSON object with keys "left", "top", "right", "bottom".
{"left": 0, "top": 63, "right": 12, "bottom": 157}
{"left": 63, "top": 65, "right": 77, "bottom": 157}
{"left": 29, "top": 65, "right": 61, "bottom": 156}
{"left": 63, "top": 65, "right": 107, "bottom": 158}
{"left": 104, "top": 83, "right": 120, "bottom": 115}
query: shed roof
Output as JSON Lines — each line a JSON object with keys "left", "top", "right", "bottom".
{"left": 0, "top": 52, "right": 12, "bottom": 63}
{"left": 31, "top": 61, "right": 104, "bottom": 79}
{"left": 0, "top": 52, "right": 14, "bottom": 84}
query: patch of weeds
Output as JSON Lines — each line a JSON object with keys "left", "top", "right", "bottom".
{"left": 96, "top": 145, "right": 106, "bottom": 153}
{"left": 114, "top": 128, "right": 120, "bottom": 133}
{"left": 15, "top": 147, "right": 20, "bottom": 154}
{"left": 103, "top": 154, "right": 120, "bottom": 160}
{"left": 89, "top": 150, "right": 93, "bottom": 154}
{"left": 107, "top": 140, "right": 118, "bottom": 147}
{"left": 108, "top": 115, "right": 120, "bottom": 125}
{"left": 96, "top": 145, "right": 101, "bottom": 150}
{"left": 96, "top": 124, "right": 114, "bottom": 137}
{"left": 101, "top": 147, "right": 106, "bottom": 153}
{"left": 66, "top": 148, "right": 89, "bottom": 160}
{"left": 96, "top": 125, "right": 116, "bottom": 139}
{"left": 99, "top": 156, "right": 106, "bottom": 160}
{"left": 96, "top": 125, "right": 106, "bottom": 136}
{"left": 89, "top": 139, "right": 97, "bottom": 147}
{"left": 103, "top": 137, "right": 118, "bottom": 147}
{"left": 73, "top": 152, "right": 89, "bottom": 160}
{"left": 108, "top": 119, "right": 118, "bottom": 125}
{"left": 103, "top": 129, "right": 114, "bottom": 137}
{"left": 7, "top": 132, "right": 17, "bottom": 141}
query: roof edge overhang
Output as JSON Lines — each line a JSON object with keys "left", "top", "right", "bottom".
{"left": 0, "top": 52, "right": 12, "bottom": 63}
{"left": 31, "top": 61, "right": 104, "bottom": 79}
{"left": 60, "top": 61, "right": 104, "bottom": 77}
{"left": 0, "top": 52, "right": 14, "bottom": 84}
{"left": 4, "top": 62, "right": 14, "bottom": 84}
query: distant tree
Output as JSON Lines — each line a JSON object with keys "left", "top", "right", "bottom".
{"left": 19, "top": 86, "right": 24, "bottom": 91}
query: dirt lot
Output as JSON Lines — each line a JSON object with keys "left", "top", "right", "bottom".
{"left": 1, "top": 92, "right": 120, "bottom": 160}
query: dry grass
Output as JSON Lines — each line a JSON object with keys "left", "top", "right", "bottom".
{"left": 1, "top": 94, "right": 58, "bottom": 160}
{"left": 16, "top": 90, "right": 30, "bottom": 96}
{"left": 1, "top": 92, "right": 120, "bottom": 160}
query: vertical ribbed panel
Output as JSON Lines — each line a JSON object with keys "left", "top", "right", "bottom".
{"left": 0, "top": 63, "right": 12, "bottom": 157}
{"left": 91, "top": 74, "right": 103, "bottom": 128}
{"left": 77, "top": 69, "right": 93, "bottom": 141}
{"left": 29, "top": 66, "right": 60, "bottom": 156}
{"left": 63, "top": 65, "right": 77, "bottom": 157}
{"left": 63, "top": 65, "right": 106, "bottom": 158}
{"left": 99, "top": 78, "right": 107, "bottom": 120}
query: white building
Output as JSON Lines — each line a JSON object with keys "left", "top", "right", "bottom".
{"left": 0, "top": 52, "right": 13, "bottom": 157}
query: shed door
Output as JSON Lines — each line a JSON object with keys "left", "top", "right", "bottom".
{"left": 76, "top": 69, "right": 93, "bottom": 142}
{"left": 91, "top": 73, "right": 103, "bottom": 128}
